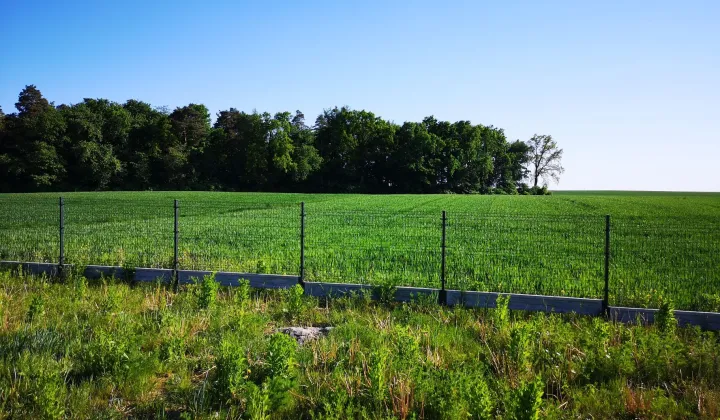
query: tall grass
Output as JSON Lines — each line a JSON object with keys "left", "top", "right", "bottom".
{"left": 1, "top": 270, "right": 720, "bottom": 418}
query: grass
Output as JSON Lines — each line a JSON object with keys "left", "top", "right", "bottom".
{"left": 0, "top": 191, "right": 719, "bottom": 310}
{"left": 1, "top": 270, "right": 719, "bottom": 419}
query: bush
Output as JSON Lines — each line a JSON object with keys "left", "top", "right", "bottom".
{"left": 528, "top": 185, "right": 551, "bottom": 195}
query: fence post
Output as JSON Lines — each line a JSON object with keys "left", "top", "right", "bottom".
{"left": 59, "top": 197, "right": 65, "bottom": 279}
{"left": 173, "top": 199, "right": 179, "bottom": 290}
{"left": 439, "top": 210, "right": 447, "bottom": 305}
{"left": 299, "top": 202, "right": 305, "bottom": 286}
{"left": 603, "top": 214, "right": 610, "bottom": 317}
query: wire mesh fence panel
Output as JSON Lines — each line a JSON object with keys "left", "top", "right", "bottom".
{"left": 447, "top": 214, "right": 605, "bottom": 298}
{"left": 64, "top": 198, "right": 174, "bottom": 268}
{"left": 611, "top": 216, "right": 720, "bottom": 311}
{"left": 0, "top": 196, "right": 59, "bottom": 263}
{"left": 305, "top": 210, "right": 441, "bottom": 287}
{"left": 178, "top": 201, "right": 300, "bottom": 274}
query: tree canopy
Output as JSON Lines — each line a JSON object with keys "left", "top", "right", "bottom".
{"left": 0, "top": 86, "right": 560, "bottom": 194}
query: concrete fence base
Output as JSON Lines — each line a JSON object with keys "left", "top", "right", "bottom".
{"left": 2, "top": 260, "right": 719, "bottom": 330}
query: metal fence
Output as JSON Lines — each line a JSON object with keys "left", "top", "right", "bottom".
{"left": 0, "top": 198, "right": 718, "bottom": 311}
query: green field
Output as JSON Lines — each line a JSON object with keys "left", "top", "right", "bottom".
{"left": 1, "top": 272, "right": 719, "bottom": 418}
{"left": 1, "top": 191, "right": 719, "bottom": 310}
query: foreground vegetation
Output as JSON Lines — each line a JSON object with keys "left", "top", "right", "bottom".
{"left": 1, "top": 192, "right": 719, "bottom": 311}
{"left": 1, "top": 270, "right": 720, "bottom": 419}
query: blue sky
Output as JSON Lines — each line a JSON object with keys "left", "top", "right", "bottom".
{"left": 1, "top": 0, "right": 718, "bottom": 191}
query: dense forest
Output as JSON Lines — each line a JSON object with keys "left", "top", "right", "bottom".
{"left": 0, "top": 85, "right": 559, "bottom": 194}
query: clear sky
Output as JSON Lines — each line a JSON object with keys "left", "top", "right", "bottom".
{"left": 1, "top": 0, "right": 718, "bottom": 191}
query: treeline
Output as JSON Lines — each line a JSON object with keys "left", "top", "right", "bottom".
{"left": 0, "top": 85, "right": 549, "bottom": 194}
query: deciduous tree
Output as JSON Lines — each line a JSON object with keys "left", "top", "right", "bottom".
{"left": 526, "top": 134, "right": 564, "bottom": 188}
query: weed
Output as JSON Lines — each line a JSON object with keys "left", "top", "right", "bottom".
{"left": 264, "top": 333, "right": 298, "bottom": 412}
{"left": 375, "top": 279, "right": 396, "bottom": 305}
{"left": 369, "top": 346, "right": 389, "bottom": 407}
{"left": 0, "top": 271, "right": 719, "bottom": 418}
{"left": 72, "top": 274, "right": 87, "bottom": 301}
{"left": 196, "top": 273, "right": 219, "bottom": 310}
{"left": 493, "top": 294, "right": 511, "bottom": 330}
{"left": 656, "top": 297, "right": 677, "bottom": 335}
{"left": 214, "top": 335, "right": 248, "bottom": 403}
{"left": 509, "top": 324, "right": 533, "bottom": 375}
{"left": 0, "top": 352, "right": 68, "bottom": 419}
{"left": 234, "top": 278, "right": 252, "bottom": 307}
{"left": 26, "top": 294, "right": 45, "bottom": 323}
{"left": 507, "top": 377, "right": 544, "bottom": 420}
{"left": 281, "top": 284, "right": 307, "bottom": 322}
{"left": 245, "top": 382, "right": 270, "bottom": 420}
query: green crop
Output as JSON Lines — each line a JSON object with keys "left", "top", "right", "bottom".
{"left": 0, "top": 191, "right": 718, "bottom": 310}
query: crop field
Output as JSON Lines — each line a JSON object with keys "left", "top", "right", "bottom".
{"left": 0, "top": 191, "right": 719, "bottom": 311}
{"left": 1, "top": 271, "right": 720, "bottom": 419}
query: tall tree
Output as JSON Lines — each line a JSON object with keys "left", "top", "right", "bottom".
{"left": 122, "top": 100, "right": 173, "bottom": 189}
{"left": 168, "top": 104, "right": 211, "bottom": 187}
{"left": 0, "top": 85, "right": 66, "bottom": 191}
{"left": 314, "top": 107, "right": 395, "bottom": 192}
{"left": 391, "top": 122, "right": 442, "bottom": 192}
{"left": 169, "top": 104, "right": 210, "bottom": 148}
{"left": 0, "top": 85, "right": 551, "bottom": 194}
{"left": 60, "top": 100, "right": 125, "bottom": 190}
{"left": 526, "top": 134, "right": 564, "bottom": 188}
{"left": 287, "top": 111, "right": 321, "bottom": 186}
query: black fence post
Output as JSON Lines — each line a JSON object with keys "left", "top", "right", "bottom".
{"left": 59, "top": 196, "right": 65, "bottom": 279}
{"left": 439, "top": 210, "right": 447, "bottom": 305}
{"left": 299, "top": 202, "right": 305, "bottom": 286}
{"left": 173, "top": 199, "right": 179, "bottom": 290}
{"left": 603, "top": 214, "right": 611, "bottom": 317}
